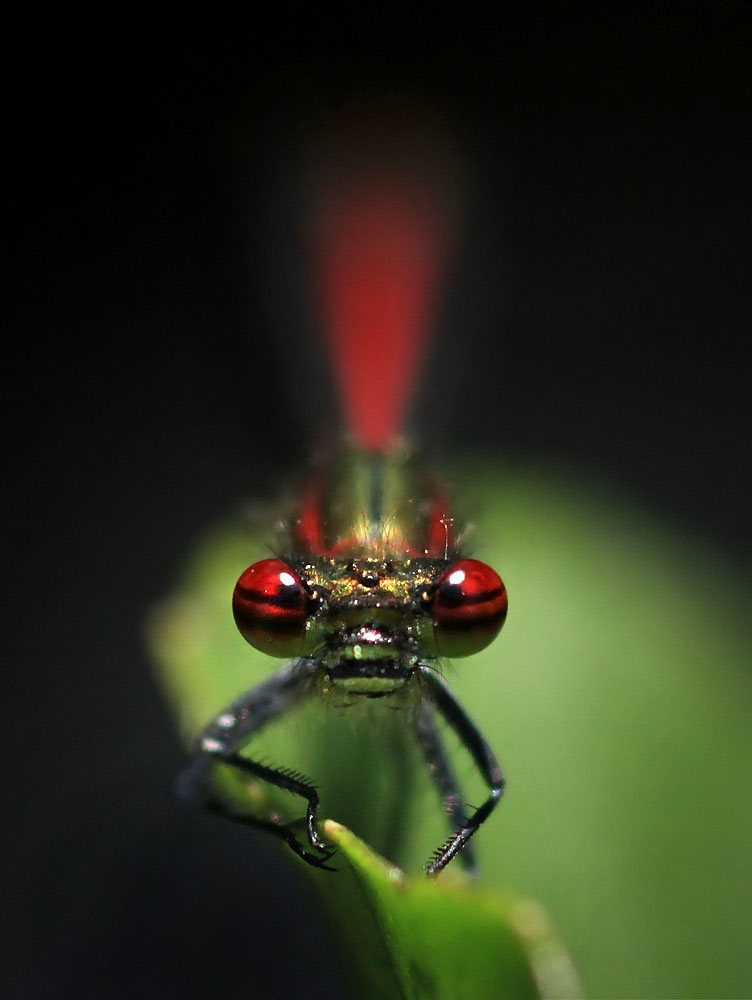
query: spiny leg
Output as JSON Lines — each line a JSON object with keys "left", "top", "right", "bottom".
{"left": 202, "top": 796, "right": 337, "bottom": 871}
{"left": 178, "top": 657, "right": 335, "bottom": 868}
{"left": 419, "top": 665, "right": 505, "bottom": 876}
{"left": 413, "top": 699, "right": 477, "bottom": 874}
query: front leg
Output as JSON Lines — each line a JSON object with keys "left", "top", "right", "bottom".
{"left": 413, "top": 700, "right": 477, "bottom": 874}
{"left": 178, "top": 657, "right": 335, "bottom": 869}
{"left": 418, "top": 664, "right": 505, "bottom": 875}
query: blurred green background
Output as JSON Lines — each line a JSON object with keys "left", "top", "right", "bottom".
{"left": 151, "top": 458, "right": 752, "bottom": 998}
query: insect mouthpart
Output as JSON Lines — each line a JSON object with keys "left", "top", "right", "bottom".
{"left": 324, "top": 624, "right": 415, "bottom": 693}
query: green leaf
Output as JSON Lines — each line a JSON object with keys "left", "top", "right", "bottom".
{"left": 148, "top": 457, "right": 752, "bottom": 998}
{"left": 321, "top": 820, "right": 580, "bottom": 1000}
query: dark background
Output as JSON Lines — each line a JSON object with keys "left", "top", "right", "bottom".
{"left": 5, "top": 9, "right": 750, "bottom": 998}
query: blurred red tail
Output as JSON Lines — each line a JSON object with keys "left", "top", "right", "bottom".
{"left": 312, "top": 170, "right": 451, "bottom": 450}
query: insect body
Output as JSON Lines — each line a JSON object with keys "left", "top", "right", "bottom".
{"left": 181, "top": 444, "right": 507, "bottom": 874}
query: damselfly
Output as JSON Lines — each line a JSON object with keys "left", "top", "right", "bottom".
{"left": 179, "top": 145, "right": 508, "bottom": 876}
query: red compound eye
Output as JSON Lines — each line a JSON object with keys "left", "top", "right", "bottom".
{"left": 232, "top": 559, "right": 309, "bottom": 657}
{"left": 431, "top": 559, "right": 507, "bottom": 658}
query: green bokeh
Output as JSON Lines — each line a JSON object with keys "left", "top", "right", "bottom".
{"left": 149, "top": 458, "right": 752, "bottom": 998}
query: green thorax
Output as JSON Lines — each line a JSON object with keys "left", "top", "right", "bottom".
{"left": 286, "top": 440, "right": 458, "bottom": 561}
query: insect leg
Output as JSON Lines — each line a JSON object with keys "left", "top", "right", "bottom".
{"left": 413, "top": 700, "right": 477, "bottom": 874}
{"left": 418, "top": 665, "right": 505, "bottom": 876}
{"left": 178, "top": 657, "right": 335, "bottom": 869}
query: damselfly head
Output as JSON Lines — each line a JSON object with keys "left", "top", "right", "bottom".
{"left": 232, "top": 554, "right": 507, "bottom": 667}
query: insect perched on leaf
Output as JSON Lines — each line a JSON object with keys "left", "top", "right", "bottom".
{"left": 178, "top": 156, "right": 509, "bottom": 875}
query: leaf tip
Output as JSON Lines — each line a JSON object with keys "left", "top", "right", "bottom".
{"left": 323, "top": 819, "right": 407, "bottom": 885}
